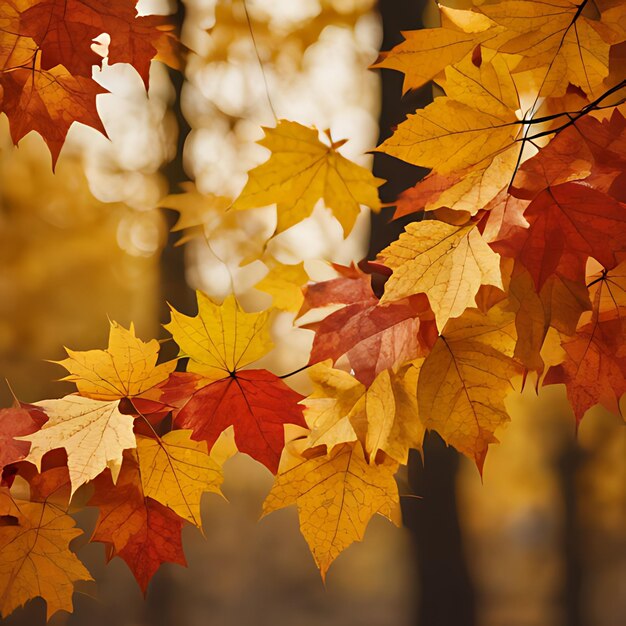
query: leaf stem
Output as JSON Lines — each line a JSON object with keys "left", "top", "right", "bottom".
{"left": 278, "top": 363, "right": 312, "bottom": 379}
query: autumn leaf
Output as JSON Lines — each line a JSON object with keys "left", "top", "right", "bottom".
{"left": 0, "top": 0, "right": 183, "bottom": 164}
{"left": 18, "top": 0, "right": 182, "bottom": 87}
{"left": 166, "top": 292, "right": 271, "bottom": 380}
{"left": 173, "top": 371, "right": 305, "bottom": 474}
{"left": 0, "top": 479, "right": 92, "bottom": 619}
{"left": 417, "top": 303, "right": 523, "bottom": 470}
{"left": 231, "top": 120, "right": 384, "bottom": 236}
{"left": 255, "top": 261, "right": 309, "bottom": 312}
{"left": 586, "top": 258, "right": 626, "bottom": 320}
{"left": 373, "top": 6, "right": 497, "bottom": 93}
{"left": 262, "top": 442, "right": 400, "bottom": 579}
{"left": 377, "top": 54, "right": 519, "bottom": 174}
{"left": 544, "top": 315, "right": 626, "bottom": 421}
{"left": 19, "top": 395, "right": 136, "bottom": 495}
{"left": 392, "top": 146, "right": 520, "bottom": 219}
{"left": 90, "top": 450, "right": 187, "bottom": 591}
{"left": 137, "top": 430, "right": 222, "bottom": 528}
{"left": 300, "top": 266, "right": 436, "bottom": 385}
{"left": 479, "top": 0, "right": 624, "bottom": 97}
{"left": 0, "top": 404, "right": 47, "bottom": 470}
{"left": 506, "top": 264, "right": 590, "bottom": 372}
{"left": 0, "top": 63, "right": 107, "bottom": 166}
{"left": 492, "top": 182, "right": 626, "bottom": 289}
{"left": 302, "top": 362, "right": 424, "bottom": 465}
{"left": 166, "top": 292, "right": 306, "bottom": 472}
{"left": 56, "top": 320, "right": 175, "bottom": 401}
{"left": 159, "top": 182, "right": 232, "bottom": 246}
{"left": 511, "top": 108, "right": 626, "bottom": 199}
{"left": 379, "top": 220, "right": 502, "bottom": 331}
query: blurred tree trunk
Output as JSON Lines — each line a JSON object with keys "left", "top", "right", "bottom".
{"left": 372, "top": 2, "right": 476, "bottom": 625}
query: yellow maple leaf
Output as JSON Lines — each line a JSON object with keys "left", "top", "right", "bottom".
{"left": 303, "top": 361, "right": 424, "bottom": 464}
{"left": 20, "top": 395, "right": 136, "bottom": 495}
{"left": 373, "top": 6, "right": 496, "bottom": 92}
{"left": 480, "top": 0, "right": 622, "bottom": 97}
{"left": 255, "top": 261, "right": 309, "bottom": 312}
{"left": 417, "top": 303, "right": 523, "bottom": 471}
{"left": 231, "top": 120, "right": 384, "bottom": 236}
{"left": 159, "top": 181, "right": 232, "bottom": 246}
{"left": 0, "top": 496, "right": 92, "bottom": 619}
{"left": 379, "top": 221, "right": 502, "bottom": 331}
{"left": 377, "top": 53, "right": 519, "bottom": 174}
{"left": 262, "top": 442, "right": 400, "bottom": 579}
{"left": 165, "top": 291, "right": 272, "bottom": 380}
{"left": 420, "top": 146, "right": 520, "bottom": 217}
{"left": 56, "top": 321, "right": 175, "bottom": 401}
{"left": 137, "top": 430, "right": 223, "bottom": 527}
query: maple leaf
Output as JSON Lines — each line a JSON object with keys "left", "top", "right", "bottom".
{"left": 586, "top": 258, "right": 626, "bottom": 319}
{"left": 378, "top": 220, "right": 502, "bottom": 332}
{"left": 255, "top": 261, "right": 309, "bottom": 312}
{"left": 0, "top": 404, "right": 47, "bottom": 469}
{"left": 544, "top": 315, "right": 626, "bottom": 421}
{"left": 90, "top": 450, "right": 186, "bottom": 591}
{"left": 56, "top": 320, "right": 175, "bottom": 401}
{"left": 0, "top": 0, "right": 183, "bottom": 165}
{"left": 373, "top": 6, "right": 497, "bottom": 93}
{"left": 137, "top": 430, "right": 222, "bottom": 528}
{"left": 377, "top": 54, "right": 519, "bottom": 175}
{"left": 417, "top": 303, "right": 523, "bottom": 471}
{"left": 18, "top": 0, "right": 182, "bottom": 87}
{"left": 166, "top": 292, "right": 306, "bottom": 472}
{"left": 300, "top": 266, "right": 436, "bottom": 385}
{"left": 0, "top": 64, "right": 107, "bottom": 166}
{"left": 492, "top": 182, "right": 626, "bottom": 289}
{"left": 172, "top": 371, "right": 305, "bottom": 474}
{"left": 392, "top": 146, "right": 520, "bottom": 219}
{"left": 302, "top": 362, "right": 425, "bottom": 465}
{"left": 507, "top": 263, "right": 590, "bottom": 371}
{"left": 0, "top": 477, "right": 92, "bottom": 619}
{"left": 159, "top": 182, "right": 233, "bottom": 246}
{"left": 510, "top": 108, "right": 626, "bottom": 200}
{"left": 231, "top": 120, "right": 384, "bottom": 236}
{"left": 262, "top": 442, "right": 400, "bottom": 580}
{"left": 479, "top": 0, "right": 624, "bottom": 97}
{"left": 166, "top": 292, "right": 271, "bottom": 381}
{"left": 19, "top": 395, "right": 136, "bottom": 495}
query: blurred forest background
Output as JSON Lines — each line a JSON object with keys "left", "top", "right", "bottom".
{"left": 0, "top": 1, "right": 624, "bottom": 625}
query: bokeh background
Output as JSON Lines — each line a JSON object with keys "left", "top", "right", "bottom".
{"left": 0, "top": 1, "right": 624, "bottom": 625}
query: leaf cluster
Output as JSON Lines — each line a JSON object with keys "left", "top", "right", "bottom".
{"left": 1, "top": 0, "right": 625, "bottom": 619}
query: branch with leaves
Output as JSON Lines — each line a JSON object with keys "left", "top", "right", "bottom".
{"left": 1, "top": 0, "right": 625, "bottom": 620}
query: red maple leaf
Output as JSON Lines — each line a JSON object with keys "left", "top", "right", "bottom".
{"left": 90, "top": 452, "right": 186, "bottom": 592}
{"left": 170, "top": 371, "right": 306, "bottom": 474}
{"left": 299, "top": 265, "right": 437, "bottom": 385}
